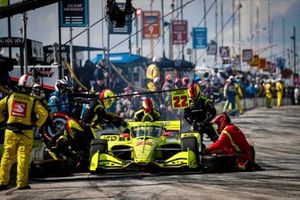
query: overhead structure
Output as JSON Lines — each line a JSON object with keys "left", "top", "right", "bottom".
{"left": 0, "top": 0, "right": 62, "bottom": 19}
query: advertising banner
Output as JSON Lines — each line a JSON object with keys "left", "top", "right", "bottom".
{"left": 142, "top": 11, "right": 160, "bottom": 39}
{"left": 219, "top": 46, "right": 230, "bottom": 58}
{"left": 171, "top": 20, "right": 188, "bottom": 44}
{"left": 259, "top": 58, "right": 266, "bottom": 69}
{"left": 242, "top": 49, "right": 253, "bottom": 62}
{"left": 60, "top": 0, "right": 89, "bottom": 27}
{"left": 207, "top": 40, "right": 217, "bottom": 55}
{"left": 192, "top": 27, "right": 207, "bottom": 49}
{"left": 108, "top": 2, "right": 132, "bottom": 34}
{"left": 251, "top": 54, "right": 259, "bottom": 66}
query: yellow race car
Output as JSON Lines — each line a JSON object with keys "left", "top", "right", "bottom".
{"left": 89, "top": 121, "right": 202, "bottom": 173}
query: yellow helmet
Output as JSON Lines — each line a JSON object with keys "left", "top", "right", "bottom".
{"left": 100, "top": 89, "right": 115, "bottom": 109}
{"left": 188, "top": 83, "right": 201, "bottom": 102}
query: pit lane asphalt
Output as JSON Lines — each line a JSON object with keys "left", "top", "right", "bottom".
{"left": 1, "top": 105, "right": 300, "bottom": 200}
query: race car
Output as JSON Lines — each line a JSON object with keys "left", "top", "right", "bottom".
{"left": 89, "top": 121, "right": 202, "bottom": 173}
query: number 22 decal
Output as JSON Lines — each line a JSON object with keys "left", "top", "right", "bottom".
{"left": 173, "top": 95, "right": 188, "bottom": 108}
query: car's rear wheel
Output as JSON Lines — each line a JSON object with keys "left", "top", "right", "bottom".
{"left": 181, "top": 136, "right": 200, "bottom": 167}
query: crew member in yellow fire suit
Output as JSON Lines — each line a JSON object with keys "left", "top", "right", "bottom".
{"left": 146, "top": 56, "right": 161, "bottom": 92}
{"left": 0, "top": 74, "right": 48, "bottom": 190}
{"left": 234, "top": 78, "right": 244, "bottom": 114}
{"left": 275, "top": 78, "right": 284, "bottom": 108}
{"left": 264, "top": 79, "right": 273, "bottom": 108}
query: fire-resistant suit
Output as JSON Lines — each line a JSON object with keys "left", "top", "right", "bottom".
{"left": 234, "top": 81, "right": 244, "bottom": 114}
{"left": 264, "top": 81, "right": 273, "bottom": 108}
{"left": 146, "top": 63, "right": 161, "bottom": 92}
{"left": 223, "top": 77, "right": 237, "bottom": 115}
{"left": 206, "top": 113, "right": 259, "bottom": 170}
{"left": 0, "top": 92, "right": 48, "bottom": 188}
{"left": 275, "top": 80, "right": 284, "bottom": 108}
{"left": 184, "top": 95, "right": 218, "bottom": 142}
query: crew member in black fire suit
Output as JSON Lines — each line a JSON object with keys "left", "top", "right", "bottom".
{"left": 184, "top": 83, "right": 219, "bottom": 142}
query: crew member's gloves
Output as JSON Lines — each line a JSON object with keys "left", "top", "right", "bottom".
{"left": 193, "top": 122, "right": 203, "bottom": 131}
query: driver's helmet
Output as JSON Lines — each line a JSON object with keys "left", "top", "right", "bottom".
{"left": 100, "top": 89, "right": 115, "bottom": 109}
{"left": 142, "top": 98, "right": 154, "bottom": 113}
{"left": 18, "top": 74, "right": 34, "bottom": 88}
{"left": 210, "top": 112, "right": 231, "bottom": 134}
{"left": 55, "top": 79, "right": 67, "bottom": 92}
{"left": 188, "top": 83, "right": 202, "bottom": 103}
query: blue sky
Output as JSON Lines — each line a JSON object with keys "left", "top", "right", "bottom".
{"left": 0, "top": 0, "right": 299, "bottom": 68}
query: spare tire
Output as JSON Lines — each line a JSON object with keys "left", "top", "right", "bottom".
{"left": 202, "top": 154, "right": 237, "bottom": 173}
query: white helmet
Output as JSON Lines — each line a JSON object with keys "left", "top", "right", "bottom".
{"left": 18, "top": 74, "right": 34, "bottom": 88}
{"left": 55, "top": 79, "right": 67, "bottom": 91}
{"left": 152, "top": 56, "right": 161, "bottom": 63}
{"left": 32, "top": 83, "right": 42, "bottom": 96}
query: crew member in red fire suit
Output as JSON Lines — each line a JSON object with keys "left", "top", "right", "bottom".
{"left": 205, "top": 112, "right": 262, "bottom": 171}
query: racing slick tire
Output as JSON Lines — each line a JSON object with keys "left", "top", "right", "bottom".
{"left": 89, "top": 139, "right": 108, "bottom": 160}
{"left": 30, "top": 159, "right": 72, "bottom": 178}
{"left": 201, "top": 154, "right": 237, "bottom": 173}
{"left": 181, "top": 136, "right": 200, "bottom": 167}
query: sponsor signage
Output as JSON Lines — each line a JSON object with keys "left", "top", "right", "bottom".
{"left": 59, "top": 0, "right": 89, "bottom": 27}
{"left": 219, "top": 46, "right": 230, "bottom": 58}
{"left": 0, "top": 37, "right": 24, "bottom": 47}
{"left": 142, "top": 11, "right": 160, "bottom": 39}
{"left": 276, "top": 57, "right": 286, "bottom": 70}
{"left": 259, "top": 58, "right": 266, "bottom": 69}
{"left": 242, "top": 49, "right": 253, "bottom": 62}
{"left": 207, "top": 40, "right": 217, "bottom": 55}
{"left": 171, "top": 20, "right": 188, "bottom": 44}
{"left": 251, "top": 54, "right": 259, "bottom": 66}
{"left": 192, "top": 27, "right": 207, "bottom": 49}
{"left": 9, "top": 65, "right": 59, "bottom": 90}
{"left": 108, "top": 3, "right": 132, "bottom": 34}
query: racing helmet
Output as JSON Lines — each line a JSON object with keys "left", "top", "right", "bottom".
{"left": 32, "top": 83, "right": 42, "bottom": 96}
{"left": 100, "top": 89, "right": 116, "bottom": 109}
{"left": 55, "top": 79, "right": 67, "bottom": 91}
{"left": 210, "top": 112, "right": 231, "bottom": 133}
{"left": 188, "top": 83, "right": 201, "bottom": 102}
{"left": 152, "top": 56, "right": 161, "bottom": 63}
{"left": 18, "top": 74, "right": 34, "bottom": 88}
{"left": 165, "top": 74, "right": 172, "bottom": 82}
{"left": 62, "top": 76, "right": 72, "bottom": 89}
{"left": 142, "top": 98, "right": 154, "bottom": 113}
{"left": 182, "top": 76, "right": 190, "bottom": 86}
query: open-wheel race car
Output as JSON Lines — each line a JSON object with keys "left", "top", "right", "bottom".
{"left": 89, "top": 120, "right": 204, "bottom": 173}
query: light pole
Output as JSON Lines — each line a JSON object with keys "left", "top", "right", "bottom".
{"left": 161, "top": 0, "right": 166, "bottom": 58}
{"left": 291, "top": 26, "right": 297, "bottom": 87}
{"left": 22, "top": 11, "right": 28, "bottom": 74}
